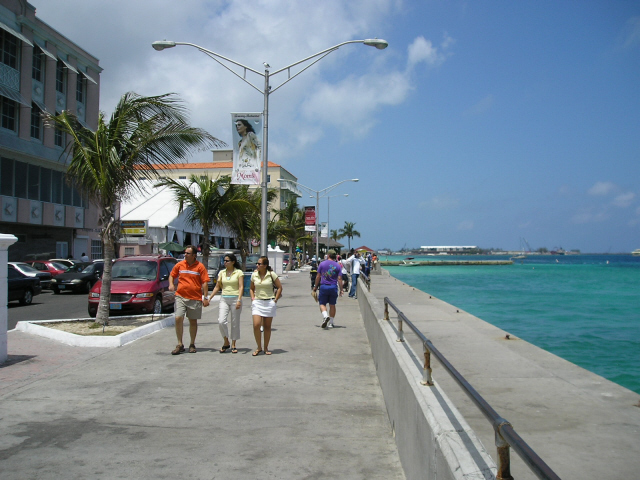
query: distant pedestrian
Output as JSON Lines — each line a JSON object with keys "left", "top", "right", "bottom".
{"left": 80, "top": 252, "right": 90, "bottom": 262}
{"left": 313, "top": 250, "right": 343, "bottom": 328}
{"left": 339, "top": 255, "right": 350, "bottom": 292}
{"left": 169, "top": 245, "right": 210, "bottom": 355}
{"left": 347, "top": 251, "right": 364, "bottom": 298}
{"left": 310, "top": 259, "right": 318, "bottom": 288}
{"left": 207, "top": 253, "right": 243, "bottom": 354}
{"left": 250, "top": 256, "right": 282, "bottom": 356}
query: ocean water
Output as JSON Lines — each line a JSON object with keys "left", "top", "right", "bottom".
{"left": 386, "top": 254, "right": 640, "bottom": 394}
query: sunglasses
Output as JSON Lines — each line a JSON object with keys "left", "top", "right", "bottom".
{"left": 257, "top": 262, "right": 265, "bottom": 266}
{"left": 224, "top": 259, "right": 231, "bottom": 262}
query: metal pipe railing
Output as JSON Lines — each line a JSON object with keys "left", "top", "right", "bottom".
{"left": 383, "top": 297, "right": 561, "bottom": 480}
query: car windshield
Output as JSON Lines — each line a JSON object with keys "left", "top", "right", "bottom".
{"left": 15, "top": 263, "right": 39, "bottom": 273}
{"left": 112, "top": 260, "right": 157, "bottom": 280}
{"left": 81, "top": 264, "right": 98, "bottom": 274}
{"left": 51, "top": 262, "right": 69, "bottom": 271}
{"left": 246, "top": 255, "right": 260, "bottom": 263}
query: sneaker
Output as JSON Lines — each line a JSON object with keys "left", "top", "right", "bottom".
{"left": 321, "top": 318, "right": 329, "bottom": 329}
{"left": 171, "top": 344, "right": 185, "bottom": 355}
{"left": 327, "top": 323, "right": 334, "bottom": 329}
{"left": 260, "top": 326, "right": 264, "bottom": 332}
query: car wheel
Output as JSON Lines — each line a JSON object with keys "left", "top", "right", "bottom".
{"left": 83, "top": 281, "right": 92, "bottom": 294}
{"left": 52, "top": 287, "right": 60, "bottom": 294}
{"left": 88, "top": 307, "right": 97, "bottom": 318}
{"left": 19, "top": 289, "right": 33, "bottom": 305}
{"left": 153, "top": 296, "right": 162, "bottom": 314}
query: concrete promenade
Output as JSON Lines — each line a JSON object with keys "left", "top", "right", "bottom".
{"left": 0, "top": 271, "right": 404, "bottom": 479}
{"left": 369, "top": 269, "right": 640, "bottom": 479}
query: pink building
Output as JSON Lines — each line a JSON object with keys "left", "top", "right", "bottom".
{"left": 0, "top": 0, "right": 102, "bottom": 261}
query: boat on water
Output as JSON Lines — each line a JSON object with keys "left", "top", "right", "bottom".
{"left": 633, "top": 249, "right": 640, "bottom": 256}
{"left": 511, "top": 255, "right": 526, "bottom": 260}
{"left": 400, "top": 258, "right": 421, "bottom": 267}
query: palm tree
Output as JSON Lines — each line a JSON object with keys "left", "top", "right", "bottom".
{"left": 274, "top": 199, "right": 311, "bottom": 271}
{"left": 338, "top": 221, "right": 360, "bottom": 251}
{"left": 155, "top": 174, "right": 251, "bottom": 268}
{"left": 44, "top": 92, "right": 222, "bottom": 324}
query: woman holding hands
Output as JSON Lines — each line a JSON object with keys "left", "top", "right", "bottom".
{"left": 250, "top": 256, "right": 282, "bottom": 356}
{"left": 208, "top": 253, "right": 243, "bottom": 353}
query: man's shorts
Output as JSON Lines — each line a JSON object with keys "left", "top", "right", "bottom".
{"left": 318, "top": 284, "right": 338, "bottom": 306}
{"left": 175, "top": 295, "right": 203, "bottom": 320}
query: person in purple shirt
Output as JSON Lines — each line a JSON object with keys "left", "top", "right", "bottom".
{"left": 312, "top": 249, "right": 344, "bottom": 329}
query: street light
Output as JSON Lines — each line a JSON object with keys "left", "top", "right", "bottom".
{"left": 152, "top": 38, "right": 387, "bottom": 256}
{"left": 278, "top": 178, "right": 358, "bottom": 261}
{"left": 320, "top": 193, "right": 348, "bottom": 254}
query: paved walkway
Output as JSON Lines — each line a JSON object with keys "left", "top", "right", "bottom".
{"left": 0, "top": 271, "right": 404, "bottom": 479}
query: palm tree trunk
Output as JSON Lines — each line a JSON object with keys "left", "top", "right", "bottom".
{"left": 96, "top": 235, "right": 116, "bottom": 325}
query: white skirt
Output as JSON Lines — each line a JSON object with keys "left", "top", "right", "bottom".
{"left": 251, "top": 298, "right": 277, "bottom": 318}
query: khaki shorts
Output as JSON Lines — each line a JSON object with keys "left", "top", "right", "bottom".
{"left": 175, "top": 295, "right": 203, "bottom": 320}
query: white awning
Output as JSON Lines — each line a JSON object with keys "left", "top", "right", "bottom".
{"left": 0, "top": 85, "right": 30, "bottom": 107}
{"left": 0, "top": 21, "right": 33, "bottom": 47}
{"left": 58, "top": 57, "right": 78, "bottom": 74}
{"left": 39, "top": 45, "right": 57, "bottom": 61}
{"left": 80, "top": 70, "right": 97, "bottom": 84}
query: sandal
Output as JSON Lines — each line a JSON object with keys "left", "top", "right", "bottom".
{"left": 171, "top": 344, "right": 185, "bottom": 355}
{"left": 188, "top": 344, "right": 197, "bottom": 353}
{"left": 264, "top": 349, "right": 272, "bottom": 355}
{"left": 231, "top": 347, "right": 238, "bottom": 354}
{"left": 220, "top": 344, "right": 231, "bottom": 353}
{"left": 252, "top": 349, "right": 263, "bottom": 356}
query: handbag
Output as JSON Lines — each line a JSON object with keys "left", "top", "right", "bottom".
{"left": 270, "top": 272, "right": 282, "bottom": 298}
{"left": 311, "top": 289, "right": 318, "bottom": 302}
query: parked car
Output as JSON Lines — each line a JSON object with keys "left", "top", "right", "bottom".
{"left": 64, "top": 262, "right": 93, "bottom": 273}
{"left": 52, "top": 262, "right": 104, "bottom": 294}
{"left": 49, "top": 258, "right": 86, "bottom": 269}
{"left": 283, "top": 253, "right": 298, "bottom": 270}
{"left": 7, "top": 265, "right": 42, "bottom": 305}
{"left": 88, "top": 255, "right": 178, "bottom": 317}
{"left": 197, "top": 250, "right": 243, "bottom": 289}
{"left": 8, "top": 262, "right": 52, "bottom": 289}
{"left": 24, "top": 260, "right": 68, "bottom": 277}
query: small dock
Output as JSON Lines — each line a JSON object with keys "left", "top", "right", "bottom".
{"left": 380, "top": 260, "right": 513, "bottom": 266}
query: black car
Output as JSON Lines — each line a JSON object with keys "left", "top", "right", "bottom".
{"left": 51, "top": 262, "right": 104, "bottom": 294}
{"left": 7, "top": 265, "right": 42, "bottom": 305}
{"left": 8, "top": 262, "right": 53, "bottom": 289}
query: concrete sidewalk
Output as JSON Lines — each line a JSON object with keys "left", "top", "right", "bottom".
{"left": 0, "top": 271, "right": 404, "bottom": 479}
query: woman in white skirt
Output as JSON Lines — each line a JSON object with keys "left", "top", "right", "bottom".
{"left": 208, "top": 253, "right": 243, "bottom": 354}
{"left": 250, "top": 256, "right": 282, "bottom": 356}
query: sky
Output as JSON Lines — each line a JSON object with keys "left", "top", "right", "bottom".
{"left": 34, "top": 0, "right": 640, "bottom": 253}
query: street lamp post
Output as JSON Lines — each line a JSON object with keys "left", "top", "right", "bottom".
{"left": 320, "top": 193, "right": 348, "bottom": 254}
{"left": 152, "top": 38, "right": 387, "bottom": 257}
{"left": 278, "top": 178, "right": 358, "bottom": 262}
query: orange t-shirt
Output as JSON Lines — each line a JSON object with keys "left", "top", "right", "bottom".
{"left": 170, "top": 260, "right": 209, "bottom": 301}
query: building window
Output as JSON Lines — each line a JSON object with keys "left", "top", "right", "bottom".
{"left": 51, "top": 169, "right": 63, "bottom": 203}
{"left": 178, "top": 176, "right": 186, "bottom": 179}
{"left": 1, "top": 96, "right": 17, "bottom": 132}
{"left": 1, "top": 157, "right": 14, "bottom": 196}
{"left": 28, "top": 164, "right": 39, "bottom": 200}
{"left": 56, "top": 60, "right": 65, "bottom": 93}
{"left": 40, "top": 168, "right": 51, "bottom": 202}
{"left": 76, "top": 75, "right": 85, "bottom": 103}
{"left": 91, "top": 239, "right": 102, "bottom": 259}
{"left": 30, "top": 103, "right": 42, "bottom": 139}
{"left": 32, "top": 47, "right": 44, "bottom": 82}
{"left": 124, "top": 247, "right": 135, "bottom": 256}
{"left": 54, "top": 111, "right": 64, "bottom": 147}
{"left": 14, "top": 161, "right": 27, "bottom": 199}
{"left": 0, "top": 30, "right": 18, "bottom": 69}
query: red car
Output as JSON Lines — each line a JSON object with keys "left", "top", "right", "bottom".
{"left": 24, "top": 260, "right": 69, "bottom": 277}
{"left": 88, "top": 255, "right": 178, "bottom": 317}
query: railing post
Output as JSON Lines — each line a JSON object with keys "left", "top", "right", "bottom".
{"left": 383, "top": 299, "right": 389, "bottom": 321}
{"left": 421, "top": 342, "right": 434, "bottom": 386}
{"left": 495, "top": 425, "right": 514, "bottom": 480}
{"left": 396, "top": 318, "right": 405, "bottom": 343}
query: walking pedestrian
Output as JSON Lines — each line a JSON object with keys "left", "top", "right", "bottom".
{"left": 347, "top": 251, "right": 364, "bottom": 298}
{"left": 250, "top": 256, "right": 282, "bottom": 356}
{"left": 169, "top": 245, "right": 210, "bottom": 355}
{"left": 313, "top": 250, "right": 343, "bottom": 328}
{"left": 339, "top": 255, "right": 350, "bottom": 292}
{"left": 207, "top": 253, "right": 243, "bottom": 354}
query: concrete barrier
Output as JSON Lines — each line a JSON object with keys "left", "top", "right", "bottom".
{"left": 356, "top": 275, "right": 496, "bottom": 479}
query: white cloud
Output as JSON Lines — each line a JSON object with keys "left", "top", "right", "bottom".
{"left": 588, "top": 181, "right": 617, "bottom": 196}
{"left": 419, "top": 195, "right": 460, "bottom": 210}
{"left": 407, "top": 34, "right": 453, "bottom": 69}
{"left": 571, "top": 210, "right": 608, "bottom": 224}
{"left": 457, "top": 220, "right": 474, "bottom": 231}
{"left": 612, "top": 192, "right": 636, "bottom": 207}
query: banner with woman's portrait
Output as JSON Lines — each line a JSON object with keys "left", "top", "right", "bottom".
{"left": 231, "top": 113, "right": 263, "bottom": 185}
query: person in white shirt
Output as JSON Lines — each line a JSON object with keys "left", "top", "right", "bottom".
{"left": 80, "top": 253, "right": 90, "bottom": 262}
{"left": 347, "top": 252, "right": 364, "bottom": 298}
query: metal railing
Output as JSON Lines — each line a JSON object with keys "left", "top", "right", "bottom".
{"left": 359, "top": 272, "right": 371, "bottom": 291}
{"left": 383, "top": 297, "right": 561, "bottom": 480}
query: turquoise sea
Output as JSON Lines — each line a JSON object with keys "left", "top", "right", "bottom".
{"left": 386, "top": 254, "right": 640, "bottom": 394}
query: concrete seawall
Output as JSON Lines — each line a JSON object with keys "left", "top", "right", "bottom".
{"left": 360, "top": 269, "right": 640, "bottom": 479}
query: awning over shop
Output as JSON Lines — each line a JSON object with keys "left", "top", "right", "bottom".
{"left": 0, "top": 20, "right": 33, "bottom": 46}
{"left": 0, "top": 84, "right": 30, "bottom": 107}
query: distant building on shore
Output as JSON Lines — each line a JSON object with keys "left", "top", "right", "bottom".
{"left": 420, "top": 246, "right": 478, "bottom": 254}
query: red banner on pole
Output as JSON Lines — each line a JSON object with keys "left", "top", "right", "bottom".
{"left": 304, "top": 206, "right": 316, "bottom": 231}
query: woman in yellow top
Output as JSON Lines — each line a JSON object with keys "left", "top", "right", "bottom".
{"left": 250, "top": 256, "right": 282, "bottom": 356}
{"left": 208, "top": 253, "right": 243, "bottom": 353}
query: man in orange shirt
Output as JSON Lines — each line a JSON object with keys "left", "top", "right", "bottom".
{"left": 169, "top": 245, "right": 210, "bottom": 354}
